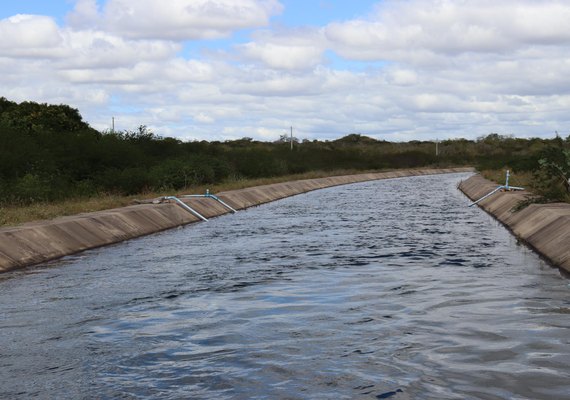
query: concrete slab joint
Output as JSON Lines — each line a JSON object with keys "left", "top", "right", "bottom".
{"left": 459, "top": 174, "right": 570, "bottom": 273}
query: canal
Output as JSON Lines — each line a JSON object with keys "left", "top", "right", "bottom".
{"left": 1, "top": 173, "right": 569, "bottom": 399}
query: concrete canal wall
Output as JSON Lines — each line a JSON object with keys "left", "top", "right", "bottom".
{"left": 0, "top": 168, "right": 472, "bottom": 272}
{"left": 459, "top": 174, "right": 570, "bottom": 273}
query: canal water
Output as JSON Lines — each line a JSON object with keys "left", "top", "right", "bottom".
{"left": 1, "top": 173, "right": 569, "bottom": 399}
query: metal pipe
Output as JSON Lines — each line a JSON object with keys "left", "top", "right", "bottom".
{"left": 163, "top": 196, "right": 208, "bottom": 221}
{"left": 468, "top": 170, "right": 525, "bottom": 207}
{"left": 504, "top": 170, "right": 525, "bottom": 191}
{"left": 210, "top": 195, "right": 237, "bottom": 213}
{"left": 180, "top": 192, "right": 237, "bottom": 213}
{"left": 468, "top": 186, "right": 503, "bottom": 207}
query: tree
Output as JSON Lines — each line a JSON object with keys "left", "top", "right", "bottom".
{"left": 537, "top": 146, "right": 570, "bottom": 195}
{"left": 0, "top": 101, "right": 89, "bottom": 134}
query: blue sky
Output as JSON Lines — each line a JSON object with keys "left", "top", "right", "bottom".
{"left": 1, "top": 0, "right": 569, "bottom": 141}
{"left": 0, "top": 0, "right": 71, "bottom": 21}
{"left": 0, "top": 1, "right": 381, "bottom": 31}
{"left": 274, "top": 0, "right": 380, "bottom": 25}
{"left": 0, "top": 1, "right": 380, "bottom": 57}
{"left": 0, "top": 0, "right": 381, "bottom": 19}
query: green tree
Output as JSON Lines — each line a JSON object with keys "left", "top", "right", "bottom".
{"left": 533, "top": 144, "right": 570, "bottom": 201}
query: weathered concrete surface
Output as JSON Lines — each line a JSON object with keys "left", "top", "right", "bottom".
{"left": 0, "top": 167, "right": 472, "bottom": 272}
{"left": 458, "top": 174, "right": 570, "bottom": 273}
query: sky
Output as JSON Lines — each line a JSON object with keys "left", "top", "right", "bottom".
{"left": 1, "top": 0, "right": 570, "bottom": 142}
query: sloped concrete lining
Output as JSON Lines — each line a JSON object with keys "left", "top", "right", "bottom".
{"left": 458, "top": 174, "right": 570, "bottom": 273}
{"left": 0, "top": 167, "right": 473, "bottom": 273}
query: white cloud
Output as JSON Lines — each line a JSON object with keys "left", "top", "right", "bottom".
{"left": 194, "top": 113, "right": 215, "bottom": 123}
{"left": 58, "top": 30, "right": 180, "bottom": 69}
{"left": 237, "top": 28, "right": 326, "bottom": 70}
{"left": 239, "top": 41, "right": 323, "bottom": 70}
{"left": 0, "top": 15, "right": 63, "bottom": 58}
{"left": 386, "top": 69, "right": 418, "bottom": 86}
{"left": 224, "top": 68, "right": 325, "bottom": 96}
{"left": 59, "top": 57, "right": 213, "bottom": 86}
{"left": 326, "top": 0, "right": 570, "bottom": 61}
{"left": 68, "top": 0, "right": 284, "bottom": 40}
{"left": 66, "top": 0, "right": 100, "bottom": 28}
{"left": 0, "top": 13, "right": 180, "bottom": 68}
{"left": 3, "top": 0, "right": 570, "bottom": 142}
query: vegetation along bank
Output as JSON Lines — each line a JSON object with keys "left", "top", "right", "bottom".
{"left": 459, "top": 174, "right": 570, "bottom": 273}
{"left": 2, "top": 97, "right": 570, "bottom": 272}
{"left": 2, "top": 97, "right": 570, "bottom": 215}
{"left": 0, "top": 168, "right": 472, "bottom": 272}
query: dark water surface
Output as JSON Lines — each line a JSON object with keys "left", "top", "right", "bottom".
{"left": 1, "top": 173, "right": 569, "bottom": 399}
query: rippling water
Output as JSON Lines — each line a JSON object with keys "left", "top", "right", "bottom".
{"left": 1, "top": 173, "right": 569, "bottom": 399}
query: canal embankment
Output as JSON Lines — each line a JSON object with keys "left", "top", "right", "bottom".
{"left": 0, "top": 168, "right": 472, "bottom": 272}
{"left": 3, "top": 171, "right": 568, "bottom": 400}
{"left": 459, "top": 174, "right": 570, "bottom": 273}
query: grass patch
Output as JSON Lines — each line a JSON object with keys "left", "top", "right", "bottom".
{"left": 0, "top": 169, "right": 377, "bottom": 227}
{"left": 479, "top": 169, "right": 534, "bottom": 189}
{"left": 479, "top": 168, "right": 570, "bottom": 210}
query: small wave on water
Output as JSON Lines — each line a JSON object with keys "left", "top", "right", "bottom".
{"left": 1, "top": 173, "right": 569, "bottom": 399}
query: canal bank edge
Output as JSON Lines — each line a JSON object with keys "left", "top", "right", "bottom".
{"left": 459, "top": 174, "right": 570, "bottom": 273}
{"left": 0, "top": 168, "right": 473, "bottom": 273}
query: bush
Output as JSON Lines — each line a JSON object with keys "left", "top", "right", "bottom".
{"left": 96, "top": 168, "right": 150, "bottom": 195}
{"left": 13, "top": 174, "right": 54, "bottom": 203}
{"left": 531, "top": 144, "right": 570, "bottom": 201}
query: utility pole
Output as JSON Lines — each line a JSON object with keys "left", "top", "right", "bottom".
{"left": 290, "top": 126, "right": 293, "bottom": 151}
{"left": 435, "top": 138, "right": 439, "bottom": 156}
{"left": 112, "top": 117, "right": 115, "bottom": 133}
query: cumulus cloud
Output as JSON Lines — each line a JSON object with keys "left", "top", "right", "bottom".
{"left": 237, "top": 28, "right": 326, "bottom": 70}
{"left": 194, "top": 113, "right": 215, "bottom": 123}
{"left": 58, "top": 30, "right": 180, "bottom": 69}
{"left": 67, "top": 0, "right": 283, "bottom": 40}
{"left": 0, "top": 15, "right": 64, "bottom": 58}
{"left": 385, "top": 69, "right": 418, "bottom": 86}
{"left": 326, "top": 0, "right": 570, "bottom": 61}
{"left": 239, "top": 41, "right": 323, "bottom": 70}
{"left": 3, "top": 0, "right": 570, "bottom": 142}
{"left": 66, "top": 0, "right": 100, "bottom": 28}
{"left": 0, "top": 11, "right": 180, "bottom": 68}
{"left": 223, "top": 67, "right": 325, "bottom": 96}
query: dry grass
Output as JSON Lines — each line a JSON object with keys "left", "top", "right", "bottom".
{"left": 0, "top": 169, "right": 372, "bottom": 228}
{"left": 479, "top": 169, "right": 534, "bottom": 189}
{"left": 480, "top": 168, "right": 570, "bottom": 209}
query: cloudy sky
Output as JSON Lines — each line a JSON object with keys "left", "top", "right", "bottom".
{"left": 1, "top": 0, "right": 570, "bottom": 141}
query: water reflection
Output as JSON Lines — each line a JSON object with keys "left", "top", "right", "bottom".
{"left": 1, "top": 173, "right": 569, "bottom": 399}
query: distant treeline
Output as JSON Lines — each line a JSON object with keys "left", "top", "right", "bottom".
{"left": 0, "top": 97, "right": 568, "bottom": 204}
